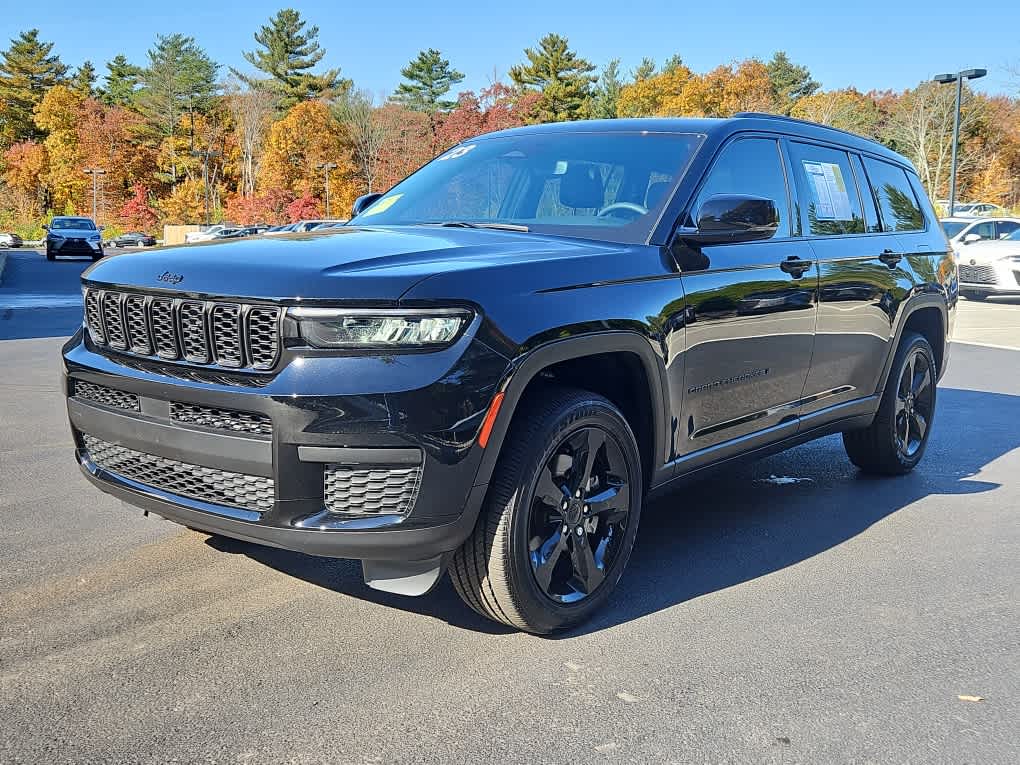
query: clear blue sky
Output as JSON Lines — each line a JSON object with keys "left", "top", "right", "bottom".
{"left": 6, "top": 0, "right": 1019, "bottom": 98}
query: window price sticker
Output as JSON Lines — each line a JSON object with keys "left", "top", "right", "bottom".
{"left": 803, "top": 161, "right": 852, "bottom": 220}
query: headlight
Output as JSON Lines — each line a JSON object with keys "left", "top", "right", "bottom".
{"left": 88, "top": 234, "right": 101, "bottom": 241}
{"left": 289, "top": 308, "right": 471, "bottom": 349}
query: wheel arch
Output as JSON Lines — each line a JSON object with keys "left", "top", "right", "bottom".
{"left": 879, "top": 295, "right": 949, "bottom": 394}
{"left": 475, "top": 332, "right": 670, "bottom": 493}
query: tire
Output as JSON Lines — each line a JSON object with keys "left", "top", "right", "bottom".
{"left": 843, "top": 331, "right": 937, "bottom": 475}
{"left": 45, "top": 248, "right": 55, "bottom": 261}
{"left": 450, "top": 387, "right": 643, "bottom": 634}
{"left": 962, "top": 291, "right": 988, "bottom": 302}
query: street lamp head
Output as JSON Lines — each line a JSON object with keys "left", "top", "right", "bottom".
{"left": 933, "top": 73, "right": 957, "bottom": 84}
{"left": 961, "top": 68, "right": 987, "bottom": 80}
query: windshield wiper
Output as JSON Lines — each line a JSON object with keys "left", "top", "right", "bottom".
{"left": 432, "top": 221, "right": 530, "bottom": 232}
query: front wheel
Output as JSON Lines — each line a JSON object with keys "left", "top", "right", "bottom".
{"left": 843, "top": 331, "right": 937, "bottom": 475}
{"left": 45, "top": 248, "right": 55, "bottom": 261}
{"left": 962, "top": 291, "right": 988, "bottom": 302}
{"left": 450, "top": 387, "right": 642, "bottom": 634}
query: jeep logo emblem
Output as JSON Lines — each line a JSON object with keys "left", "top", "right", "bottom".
{"left": 158, "top": 271, "right": 184, "bottom": 285}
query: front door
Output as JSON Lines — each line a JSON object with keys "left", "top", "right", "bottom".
{"left": 671, "top": 136, "right": 817, "bottom": 467}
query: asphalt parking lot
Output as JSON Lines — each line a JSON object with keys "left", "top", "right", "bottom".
{"left": 1, "top": 247, "right": 1018, "bottom": 762}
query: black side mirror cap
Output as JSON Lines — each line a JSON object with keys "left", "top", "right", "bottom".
{"left": 352, "top": 192, "right": 383, "bottom": 218}
{"left": 679, "top": 194, "right": 780, "bottom": 245}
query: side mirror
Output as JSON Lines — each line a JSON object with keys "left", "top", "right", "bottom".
{"left": 681, "top": 194, "right": 779, "bottom": 245}
{"left": 963, "top": 233, "right": 982, "bottom": 244}
{"left": 42, "top": 224, "right": 49, "bottom": 231}
{"left": 352, "top": 192, "right": 383, "bottom": 218}
{"left": 98, "top": 225, "right": 105, "bottom": 231}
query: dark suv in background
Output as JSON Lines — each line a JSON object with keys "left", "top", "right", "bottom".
{"left": 63, "top": 115, "right": 954, "bottom": 633}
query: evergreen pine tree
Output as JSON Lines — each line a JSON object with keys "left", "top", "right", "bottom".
{"left": 0, "top": 29, "right": 67, "bottom": 145}
{"left": 71, "top": 61, "right": 97, "bottom": 97}
{"left": 392, "top": 49, "right": 464, "bottom": 113}
{"left": 766, "top": 51, "right": 819, "bottom": 114}
{"left": 589, "top": 59, "right": 623, "bottom": 119}
{"left": 509, "top": 33, "right": 595, "bottom": 122}
{"left": 102, "top": 55, "right": 143, "bottom": 106}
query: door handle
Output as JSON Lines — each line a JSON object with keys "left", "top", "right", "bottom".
{"left": 879, "top": 250, "right": 903, "bottom": 268}
{"left": 780, "top": 256, "right": 813, "bottom": 277}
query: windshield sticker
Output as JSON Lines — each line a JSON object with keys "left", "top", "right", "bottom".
{"left": 803, "top": 161, "right": 852, "bottom": 220}
{"left": 437, "top": 144, "right": 476, "bottom": 161}
{"left": 359, "top": 193, "right": 403, "bottom": 217}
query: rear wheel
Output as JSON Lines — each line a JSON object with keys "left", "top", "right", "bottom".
{"left": 843, "top": 332, "right": 937, "bottom": 475}
{"left": 450, "top": 387, "right": 642, "bottom": 634}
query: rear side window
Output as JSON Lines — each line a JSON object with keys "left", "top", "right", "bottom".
{"left": 995, "top": 221, "right": 1020, "bottom": 239}
{"left": 692, "top": 137, "right": 791, "bottom": 238}
{"left": 787, "top": 142, "right": 865, "bottom": 236}
{"left": 863, "top": 158, "right": 925, "bottom": 232}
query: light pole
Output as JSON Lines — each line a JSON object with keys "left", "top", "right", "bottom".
{"left": 190, "top": 150, "right": 221, "bottom": 227}
{"left": 933, "top": 68, "right": 986, "bottom": 215}
{"left": 83, "top": 168, "right": 106, "bottom": 222}
{"left": 316, "top": 162, "right": 338, "bottom": 218}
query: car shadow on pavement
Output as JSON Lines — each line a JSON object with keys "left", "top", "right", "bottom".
{"left": 207, "top": 387, "right": 1015, "bottom": 636}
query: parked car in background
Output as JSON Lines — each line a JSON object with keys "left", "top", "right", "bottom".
{"left": 65, "top": 115, "right": 954, "bottom": 633}
{"left": 291, "top": 219, "right": 347, "bottom": 232}
{"left": 108, "top": 231, "right": 157, "bottom": 248}
{"left": 185, "top": 225, "right": 235, "bottom": 243}
{"left": 0, "top": 232, "right": 24, "bottom": 247}
{"left": 941, "top": 217, "right": 1020, "bottom": 255}
{"left": 45, "top": 217, "right": 103, "bottom": 261}
{"left": 262, "top": 224, "right": 297, "bottom": 236}
{"left": 952, "top": 202, "right": 1006, "bottom": 217}
{"left": 212, "top": 226, "right": 264, "bottom": 239}
{"left": 956, "top": 227, "right": 1020, "bottom": 300}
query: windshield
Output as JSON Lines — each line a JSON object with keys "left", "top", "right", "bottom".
{"left": 51, "top": 218, "right": 96, "bottom": 230}
{"left": 942, "top": 221, "right": 968, "bottom": 238}
{"left": 350, "top": 131, "right": 704, "bottom": 243}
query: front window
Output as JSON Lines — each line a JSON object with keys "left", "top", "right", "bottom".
{"left": 351, "top": 131, "right": 704, "bottom": 244}
{"left": 51, "top": 218, "right": 96, "bottom": 230}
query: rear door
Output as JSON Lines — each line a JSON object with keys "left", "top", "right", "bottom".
{"left": 672, "top": 135, "right": 817, "bottom": 465}
{"left": 791, "top": 141, "right": 915, "bottom": 421}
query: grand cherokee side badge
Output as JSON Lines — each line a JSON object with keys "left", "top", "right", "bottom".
{"left": 158, "top": 271, "right": 184, "bottom": 285}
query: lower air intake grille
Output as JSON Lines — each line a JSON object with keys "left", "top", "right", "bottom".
{"left": 959, "top": 264, "right": 997, "bottom": 285}
{"left": 324, "top": 465, "right": 422, "bottom": 515}
{"left": 170, "top": 402, "right": 272, "bottom": 436}
{"left": 73, "top": 380, "right": 140, "bottom": 411}
{"left": 83, "top": 434, "right": 274, "bottom": 513}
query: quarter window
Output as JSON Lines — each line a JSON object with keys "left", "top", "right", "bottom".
{"left": 863, "top": 158, "right": 925, "bottom": 232}
{"left": 692, "top": 138, "right": 791, "bottom": 238}
{"left": 995, "top": 221, "right": 1020, "bottom": 239}
{"left": 787, "top": 142, "right": 866, "bottom": 236}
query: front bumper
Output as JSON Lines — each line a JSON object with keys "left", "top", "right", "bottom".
{"left": 49, "top": 237, "right": 102, "bottom": 255}
{"left": 958, "top": 259, "right": 1020, "bottom": 295}
{"left": 63, "top": 327, "right": 509, "bottom": 562}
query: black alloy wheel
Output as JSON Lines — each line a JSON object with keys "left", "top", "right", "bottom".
{"left": 893, "top": 347, "right": 934, "bottom": 460}
{"left": 450, "top": 387, "right": 643, "bottom": 634}
{"left": 528, "top": 426, "right": 631, "bottom": 604}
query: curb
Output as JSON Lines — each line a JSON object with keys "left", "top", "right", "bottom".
{"left": 0, "top": 252, "right": 7, "bottom": 286}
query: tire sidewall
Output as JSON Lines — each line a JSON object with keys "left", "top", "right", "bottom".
{"left": 502, "top": 397, "right": 643, "bottom": 633}
{"left": 883, "top": 335, "right": 937, "bottom": 471}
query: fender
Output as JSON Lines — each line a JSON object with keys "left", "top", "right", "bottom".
{"left": 875, "top": 292, "right": 950, "bottom": 396}
{"left": 472, "top": 331, "right": 672, "bottom": 492}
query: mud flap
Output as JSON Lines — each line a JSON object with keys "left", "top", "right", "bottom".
{"left": 362, "top": 554, "right": 448, "bottom": 596}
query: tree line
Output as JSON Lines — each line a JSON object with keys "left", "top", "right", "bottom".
{"left": 1, "top": 10, "right": 1017, "bottom": 238}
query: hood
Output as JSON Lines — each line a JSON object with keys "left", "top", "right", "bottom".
{"left": 50, "top": 227, "right": 100, "bottom": 237}
{"left": 82, "top": 225, "right": 623, "bottom": 301}
{"left": 957, "top": 240, "right": 1020, "bottom": 265}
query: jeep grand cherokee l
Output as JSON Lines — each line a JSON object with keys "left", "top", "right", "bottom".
{"left": 63, "top": 115, "right": 954, "bottom": 633}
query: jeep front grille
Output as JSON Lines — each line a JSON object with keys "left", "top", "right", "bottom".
{"left": 83, "top": 433, "right": 274, "bottom": 513}
{"left": 959, "top": 264, "right": 997, "bottom": 285}
{"left": 170, "top": 401, "right": 272, "bottom": 436}
{"left": 83, "top": 288, "right": 281, "bottom": 371}
{"left": 324, "top": 465, "right": 422, "bottom": 516}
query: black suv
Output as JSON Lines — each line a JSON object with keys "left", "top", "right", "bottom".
{"left": 63, "top": 115, "right": 955, "bottom": 633}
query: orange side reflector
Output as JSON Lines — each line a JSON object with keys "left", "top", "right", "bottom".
{"left": 478, "top": 391, "right": 505, "bottom": 449}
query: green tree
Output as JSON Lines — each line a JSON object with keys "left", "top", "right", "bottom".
{"left": 392, "top": 49, "right": 464, "bottom": 113}
{"left": 233, "top": 8, "right": 348, "bottom": 110}
{"left": 71, "top": 61, "right": 97, "bottom": 97}
{"left": 589, "top": 59, "right": 623, "bottom": 120}
{"left": 632, "top": 57, "right": 656, "bottom": 82}
{"left": 135, "top": 34, "right": 219, "bottom": 183}
{"left": 102, "top": 55, "right": 142, "bottom": 106}
{"left": 766, "top": 51, "right": 818, "bottom": 114}
{"left": 662, "top": 54, "right": 685, "bottom": 75}
{"left": 0, "top": 29, "right": 68, "bottom": 146}
{"left": 509, "top": 33, "right": 595, "bottom": 122}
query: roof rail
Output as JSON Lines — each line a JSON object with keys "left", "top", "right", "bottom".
{"left": 732, "top": 111, "right": 881, "bottom": 145}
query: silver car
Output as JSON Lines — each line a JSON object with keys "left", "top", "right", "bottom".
{"left": 957, "top": 227, "right": 1020, "bottom": 300}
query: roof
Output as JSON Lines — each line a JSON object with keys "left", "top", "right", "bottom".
{"left": 480, "top": 114, "right": 908, "bottom": 168}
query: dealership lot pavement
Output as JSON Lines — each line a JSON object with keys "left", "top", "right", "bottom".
{"left": 1, "top": 246, "right": 1018, "bottom": 761}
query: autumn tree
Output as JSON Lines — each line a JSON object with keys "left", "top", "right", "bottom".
{"left": 234, "top": 9, "right": 347, "bottom": 111}
{"left": 632, "top": 58, "right": 656, "bottom": 82}
{"left": 119, "top": 183, "right": 159, "bottom": 230}
{"left": 791, "top": 88, "right": 880, "bottom": 137}
{"left": 102, "top": 55, "right": 142, "bottom": 106}
{"left": 135, "top": 34, "right": 219, "bottom": 184}
{"left": 509, "top": 33, "right": 595, "bottom": 122}
{"left": 3, "top": 140, "right": 49, "bottom": 218}
{"left": 333, "top": 89, "right": 388, "bottom": 193}
{"left": 0, "top": 29, "right": 68, "bottom": 147}
{"left": 392, "top": 49, "right": 464, "bottom": 114}
{"left": 589, "top": 59, "right": 623, "bottom": 120}
{"left": 766, "top": 51, "right": 818, "bottom": 114}
{"left": 225, "top": 79, "right": 275, "bottom": 197}
{"left": 436, "top": 83, "right": 539, "bottom": 148}
{"left": 373, "top": 104, "right": 432, "bottom": 192}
